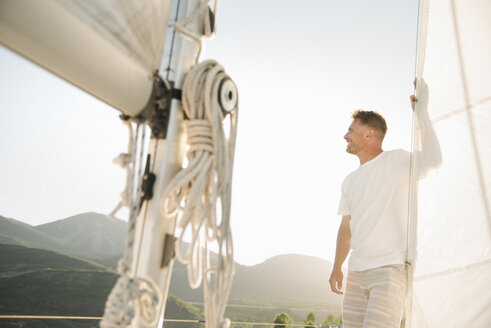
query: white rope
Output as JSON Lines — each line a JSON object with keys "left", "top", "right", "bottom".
{"left": 160, "top": 59, "right": 238, "bottom": 328}
{"left": 102, "top": 121, "right": 161, "bottom": 328}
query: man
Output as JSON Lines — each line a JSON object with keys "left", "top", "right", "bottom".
{"left": 329, "top": 79, "right": 441, "bottom": 328}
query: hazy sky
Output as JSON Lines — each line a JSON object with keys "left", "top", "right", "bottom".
{"left": 0, "top": 0, "right": 419, "bottom": 266}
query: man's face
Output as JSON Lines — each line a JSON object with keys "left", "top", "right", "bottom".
{"left": 344, "top": 119, "right": 368, "bottom": 154}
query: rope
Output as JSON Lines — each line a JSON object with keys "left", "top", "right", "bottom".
{"left": 102, "top": 121, "right": 161, "bottom": 328}
{"left": 160, "top": 59, "right": 238, "bottom": 328}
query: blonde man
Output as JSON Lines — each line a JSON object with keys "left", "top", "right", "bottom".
{"left": 330, "top": 82, "right": 441, "bottom": 328}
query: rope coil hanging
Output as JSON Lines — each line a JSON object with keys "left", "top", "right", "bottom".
{"left": 160, "top": 59, "right": 238, "bottom": 328}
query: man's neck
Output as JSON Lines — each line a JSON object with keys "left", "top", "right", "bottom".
{"left": 357, "top": 148, "right": 383, "bottom": 165}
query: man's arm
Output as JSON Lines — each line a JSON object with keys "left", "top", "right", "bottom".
{"left": 329, "top": 215, "right": 351, "bottom": 295}
{"left": 411, "top": 78, "right": 443, "bottom": 178}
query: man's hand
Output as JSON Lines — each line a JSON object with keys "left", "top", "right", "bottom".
{"left": 329, "top": 268, "right": 344, "bottom": 295}
{"left": 410, "top": 95, "right": 416, "bottom": 111}
{"left": 410, "top": 78, "right": 417, "bottom": 111}
{"left": 330, "top": 215, "right": 350, "bottom": 295}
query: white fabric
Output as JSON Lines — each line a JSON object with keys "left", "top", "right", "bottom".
{"left": 343, "top": 265, "right": 407, "bottom": 328}
{"left": 0, "top": 0, "right": 172, "bottom": 116}
{"left": 57, "top": 0, "right": 169, "bottom": 72}
{"left": 407, "top": 0, "right": 491, "bottom": 327}
{"left": 338, "top": 150, "right": 411, "bottom": 271}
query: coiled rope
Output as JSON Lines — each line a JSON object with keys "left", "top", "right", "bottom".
{"left": 102, "top": 122, "right": 161, "bottom": 328}
{"left": 160, "top": 59, "right": 238, "bottom": 328}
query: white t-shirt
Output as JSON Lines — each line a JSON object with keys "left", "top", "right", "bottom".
{"left": 338, "top": 149, "right": 411, "bottom": 271}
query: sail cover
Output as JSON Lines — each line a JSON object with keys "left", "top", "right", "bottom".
{"left": 0, "top": 0, "right": 173, "bottom": 116}
{"left": 410, "top": 0, "right": 491, "bottom": 327}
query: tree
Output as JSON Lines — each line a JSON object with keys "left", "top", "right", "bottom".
{"left": 324, "top": 314, "right": 335, "bottom": 325}
{"left": 274, "top": 312, "right": 294, "bottom": 328}
{"left": 323, "top": 314, "right": 342, "bottom": 326}
{"left": 304, "top": 312, "right": 316, "bottom": 327}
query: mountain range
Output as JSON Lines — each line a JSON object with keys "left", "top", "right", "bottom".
{"left": 0, "top": 212, "right": 343, "bottom": 324}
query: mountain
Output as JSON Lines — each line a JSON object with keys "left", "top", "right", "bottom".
{"left": 231, "top": 254, "right": 342, "bottom": 307}
{"left": 170, "top": 254, "right": 343, "bottom": 323}
{"left": 0, "top": 215, "right": 72, "bottom": 254}
{"left": 36, "top": 212, "right": 126, "bottom": 259}
{"left": 2, "top": 213, "right": 343, "bottom": 323}
{"left": 0, "top": 243, "right": 204, "bottom": 328}
{"left": 170, "top": 254, "right": 342, "bottom": 307}
{"left": 0, "top": 213, "right": 126, "bottom": 266}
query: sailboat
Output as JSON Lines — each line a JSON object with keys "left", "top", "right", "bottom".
{"left": 0, "top": 0, "right": 489, "bottom": 327}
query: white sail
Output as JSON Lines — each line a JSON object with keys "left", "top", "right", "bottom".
{"left": 0, "top": 0, "right": 173, "bottom": 116}
{"left": 409, "top": 0, "right": 491, "bottom": 327}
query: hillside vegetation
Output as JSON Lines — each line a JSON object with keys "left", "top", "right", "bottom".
{"left": 0, "top": 243, "right": 203, "bottom": 328}
{"left": 0, "top": 215, "right": 72, "bottom": 254}
{"left": 0, "top": 243, "right": 110, "bottom": 278}
{"left": 1, "top": 213, "right": 343, "bottom": 325}
{"left": 36, "top": 212, "right": 126, "bottom": 259}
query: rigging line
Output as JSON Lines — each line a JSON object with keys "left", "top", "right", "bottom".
{"left": 404, "top": 0, "right": 423, "bottom": 326}
{"left": 413, "top": 0, "right": 422, "bottom": 78}
{"left": 414, "top": 0, "right": 430, "bottom": 79}
{"left": 414, "top": 258, "right": 491, "bottom": 281}
{"left": 133, "top": 124, "right": 151, "bottom": 274}
{"left": 0, "top": 315, "right": 102, "bottom": 320}
{"left": 165, "top": 0, "right": 182, "bottom": 79}
{"left": 137, "top": 123, "right": 148, "bottom": 201}
{"left": 152, "top": 135, "right": 159, "bottom": 168}
{"left": 0, "top": 316, "right": 339, "bottom": 327}
{"left": 405, "top": 0, "right": 423, "bottom": 266}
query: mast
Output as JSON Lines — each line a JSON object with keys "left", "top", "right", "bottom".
{"left": 128, "top": 0, "right": 207, "bottom": 325}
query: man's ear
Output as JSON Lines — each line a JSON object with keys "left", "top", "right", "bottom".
{"left": 366, "top": 129, "right": 375, "bottom": 139}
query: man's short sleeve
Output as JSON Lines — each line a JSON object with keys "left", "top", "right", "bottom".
{"left": 337, "top": 189, "right": 350, "bottom": 215}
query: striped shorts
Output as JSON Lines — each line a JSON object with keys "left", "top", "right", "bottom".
{"left": 342, "top": 265, "right": 407, "bottom": 328}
